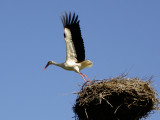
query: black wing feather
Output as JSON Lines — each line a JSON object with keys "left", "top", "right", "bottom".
{"left": 61, "top": 12, "right": 85, "bottom": 62}
{"left": 71, "top": 13, "right": 75, "bottom": 24}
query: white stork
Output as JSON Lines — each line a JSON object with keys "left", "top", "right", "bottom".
{"left": 43, "top": 12, "right": 93, "bottom": 83}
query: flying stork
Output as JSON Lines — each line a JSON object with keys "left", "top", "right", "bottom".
{"left": 43, "top": 12, "right": 93, "bottom": 83}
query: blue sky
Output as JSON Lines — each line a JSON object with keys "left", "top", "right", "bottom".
{"left": 0, "top": 0, "right": 160, "bottom": 120}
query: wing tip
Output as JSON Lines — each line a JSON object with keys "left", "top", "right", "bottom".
{"left": 60, "top": 12, "right": 79, "bottom": 28}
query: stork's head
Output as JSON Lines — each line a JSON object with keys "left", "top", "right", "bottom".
{"left": 43, "top": 61, "right": 54, "bottom": 70}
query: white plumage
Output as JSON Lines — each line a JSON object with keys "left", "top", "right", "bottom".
{"left": 43, "top": 12, "right": 93, "bottom": 83}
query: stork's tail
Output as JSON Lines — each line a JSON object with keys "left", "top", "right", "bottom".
{"left": 80, "top": 60, "right": 93, "bottom": 69}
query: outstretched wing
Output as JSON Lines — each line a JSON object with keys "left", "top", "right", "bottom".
{"left": 61, "top": 12, "right": 85, "bottom": 63}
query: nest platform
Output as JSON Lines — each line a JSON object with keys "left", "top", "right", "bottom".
{"left": 73, "top": 76, "right": 159, "bottom": 120}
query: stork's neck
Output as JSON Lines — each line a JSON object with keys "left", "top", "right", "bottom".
{"left": 50, "top": 61, "right": 64, "bottom": 67}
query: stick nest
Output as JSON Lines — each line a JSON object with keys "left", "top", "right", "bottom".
{"left": 73, "top": 75, "right": 159, "bottom": 120}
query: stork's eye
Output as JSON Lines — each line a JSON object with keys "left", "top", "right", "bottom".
{"left": 64, "top": 33, "right": 66, "bottom": 38}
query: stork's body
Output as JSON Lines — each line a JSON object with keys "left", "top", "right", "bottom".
{"left": 44, "top": 12, "right": 93, "bottom": 83}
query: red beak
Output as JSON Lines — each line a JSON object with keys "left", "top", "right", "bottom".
{"left": 43, "top": 63, "right": 49, "bottom": 71}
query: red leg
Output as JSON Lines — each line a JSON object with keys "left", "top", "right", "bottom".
{"left": 79, "top": 72, "right": 87, "bottom": 82}
{"left": 79, "top": 72, "right": 94, "bottom": 85}
{"left": 81, "top": 73, "right": 91, "bottom": 82}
